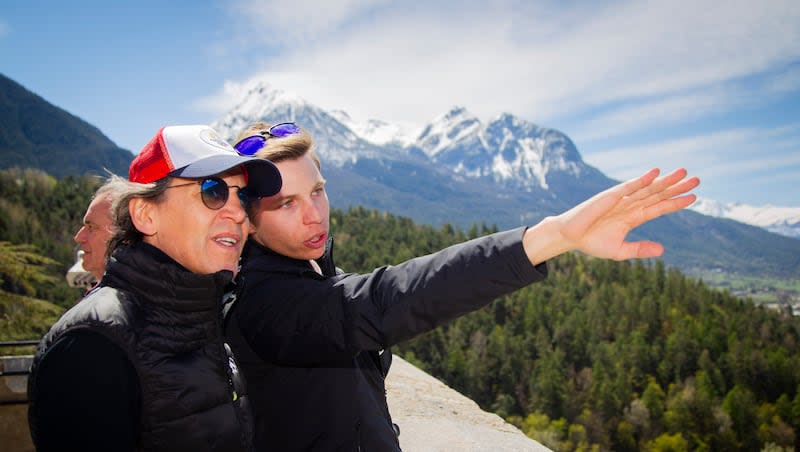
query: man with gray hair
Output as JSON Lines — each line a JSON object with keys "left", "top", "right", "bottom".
{"left": 66, "top": 180, "right": 117, "bottom": 289}
{"left": 27, "top": 125, "right": 282, "bottom": 452}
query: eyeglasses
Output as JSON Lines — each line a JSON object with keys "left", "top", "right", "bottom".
{"left": 233, "top": 122, "right": 301, "bottom": 156}
{"left": 166, "top": 177, "right": 256, "bottom": 211}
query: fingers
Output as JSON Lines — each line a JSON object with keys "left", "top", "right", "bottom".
{"left": 654, "top": 172, "right": 698, "bottom": 200}
{"left": 626, "top": 170, "right": 700, "bottom": 218}
{"left": 634, "top": 176, "right": 699, "bottom": 214}
{"left": 614, "top": 168, "right": 661, "bottom": 199}
{"left": 663, "top": 174, "right": 700, "bottom": 195}
{"left": 641, "top": 193, "right": 697, "bottom": 222}
{"left": 601, "top": 168, "right": 694, "bottom": 223}
{"left": 655, "top": 176, "right": 700, "bottom": 203}
{"left": 617, "top": 240, "right": 665, "bottom": 260}
{"left": 634, "top": 241, "right": 665, "bottom": 259}
{"left": 626, "top": 168, "right": 690, "bottom": 203}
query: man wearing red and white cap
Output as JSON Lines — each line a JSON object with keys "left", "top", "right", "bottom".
{"left": 28, "top": 125, "right": 280, "bottom": 452}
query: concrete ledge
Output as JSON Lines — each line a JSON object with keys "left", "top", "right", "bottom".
{"left": 0, "top": 355, "right": 32, "bottom": 403}
{"left": 0, "top": 355, "right": 33, "bottom": 452}
{"left": 386, "top": 356, "right": 551, "bottom": 451}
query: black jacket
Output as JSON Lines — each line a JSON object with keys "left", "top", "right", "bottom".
{"left": 28, "top": 243, "right": 254, "bottom": 452}
{"left": 225, "top": 227, "right": 547, "bottom": 450}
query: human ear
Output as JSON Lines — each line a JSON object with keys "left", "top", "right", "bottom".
{"left": 130, "top": 198, "right": 157, "bottom": 236}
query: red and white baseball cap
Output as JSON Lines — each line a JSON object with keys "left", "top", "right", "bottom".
{"left": 128, "top": 125, "right": 282, "bottom": 197}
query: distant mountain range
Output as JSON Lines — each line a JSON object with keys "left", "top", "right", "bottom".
{"left": 341, "top": 112, "right": 800, "bottom": 241}
{"left": 1, "top": 73, "right": 798, "bottom": 279}
{"left": 212, "top": 81, "right": 800, "bottom": 279}
{"left": 690, "top": 198, "right": 800, "bottom": 239}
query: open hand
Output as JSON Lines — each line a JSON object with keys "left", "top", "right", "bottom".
{"left": 560, "top": 168, "right": 700, "bottom": 260}
{"left": 523, "top": 168, "right": 700, "bottom": 264}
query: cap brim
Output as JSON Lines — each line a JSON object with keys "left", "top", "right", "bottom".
{"left": 170, "top": 155, "right": 282, "bottom": 197}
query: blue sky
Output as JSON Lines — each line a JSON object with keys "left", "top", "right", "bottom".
{"left": 2, "top": 0, "right": 799, "bottom": 207}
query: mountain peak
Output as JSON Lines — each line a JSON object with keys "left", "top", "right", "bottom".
{"left": 494, "top": 112, "right": 521, "bottom": 126}
{"left": 417, "top": 106, "right": 482, "bottom": 157}
{"left": 330, "top": 109, "right": 352, "bottom": 122}
{"left": 231, "top": 81, "right": 309, "bottom": 116}
{"left": 414, "top": 109, "right": 595, "bottom": 194}
{"left": 442, "top": 106, "right": 475, "bottom": 120}
{"left": 330, "top": 111, "right": 419, "bottom": 147}
{"left": 211, "top": 81, "right": 311, "bottom": 141}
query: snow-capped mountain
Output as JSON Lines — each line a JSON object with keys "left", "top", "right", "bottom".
{"left": 329, "top": 110, "right": 419, "bottom": 147}
{"left": 214, "top": 82, "right": 377, "bottom": 167}
{"left": 415, "top": 107, "right": 611, "bottom": 205}
{"left": 209, "top": 81, "right": 800, "bottom": 279}
{"left": 212, "top": 82, "right": 614, "bottom": 209}
{"left": 418, "top": 107, "right": 585, "bottom": 189}
{"left": 417, "top": 106, "right": 482, "bottom": 157}
{"left": 690, "top": 198, "right": 800, "bottom": 239}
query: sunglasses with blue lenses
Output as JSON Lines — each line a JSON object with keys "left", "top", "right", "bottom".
{"left": 233, "top": 122, "right": 301, "bottom": 156}
{"left": 166, "top": 177, "right": 256, "bottom": 211}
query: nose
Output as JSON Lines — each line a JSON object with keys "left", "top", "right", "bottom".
{"left": 74, "top": 226, "right": 87, "bottom": 244}
{"left": 220, "top": 187, "right": 248, "bottom": 224}
{"left": 302, "top": 200, "right": 324, "bottom": 225}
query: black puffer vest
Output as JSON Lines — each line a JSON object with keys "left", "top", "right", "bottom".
{"left": 28, "top": 243, "right": 253, "bottom": 451}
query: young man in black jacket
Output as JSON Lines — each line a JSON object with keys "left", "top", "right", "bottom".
{"left": 225, "top": 122, "right": 699, "bottom": 451}
{"left": 27, "top": 125, "right": 282, "bottom": 452}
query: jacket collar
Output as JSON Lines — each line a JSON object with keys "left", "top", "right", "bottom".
{"left": 103, "top": 242, "right": 234, "bottom": 312}
{"left": 241, "top": 238, "right": 309, "bottom": 272}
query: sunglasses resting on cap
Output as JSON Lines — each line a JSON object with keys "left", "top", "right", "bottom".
{"left": 233, "top": 122, "right": 301, "bottom": 156}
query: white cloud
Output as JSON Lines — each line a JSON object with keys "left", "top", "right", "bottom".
{"left": 207, "top": 0, "right": 800, "bottom": 127}
{"left": 585, "top": 129, "right": 748, "bottom": 177}
{"left": 762, "top": 64, "right": 800, "bottom": 95}
{"left": 201, "top": 0, "right": 800, "bottom": 206}
{"left": 748, "top": 168, "right": 800, "bottom": 191}
{"left": 572, "top": 64, "right": 800, "bottom": 143}
{"left": 0, "top": 19, "right": 9, "bottom": 38}
{"left": 571, "top": 90, "right": 733, "bottom": 143}
{"left": 229, "top": 0, "right": 392, "bottom": 44}
{"left": 584, "top": 125, "right": 800, "bottom": 183}
{"left": 192, "top": 77, "right": 268, "bottom": 113}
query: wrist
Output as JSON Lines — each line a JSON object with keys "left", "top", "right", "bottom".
{"left": 522, "top": 216, "right": 573, "bottom": 266}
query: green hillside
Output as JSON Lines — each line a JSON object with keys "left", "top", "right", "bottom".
{"left": 0, "top": 291, "right": 64, "bottom": 355}
{"left": 0, "top": 241, "right": 67, "bottom": 355}
{"left": 0, "top": 73, "right": 132, "bottom": 178}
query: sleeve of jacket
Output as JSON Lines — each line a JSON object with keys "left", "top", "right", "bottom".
{"left": 237, "top": 227, "right": 546, "bottom": 366}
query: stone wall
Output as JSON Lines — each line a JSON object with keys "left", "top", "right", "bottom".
{"left": 386, "top": 355, "right": 550, "bottom": 451}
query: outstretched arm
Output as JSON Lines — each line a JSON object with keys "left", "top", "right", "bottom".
{"left": 523, "top": 168, "right": 700, "bottom": 265}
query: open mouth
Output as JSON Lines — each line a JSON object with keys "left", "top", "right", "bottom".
{"left": 214, "top": 236, "right": 240, "bottom": 247}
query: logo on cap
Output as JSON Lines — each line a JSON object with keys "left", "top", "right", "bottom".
{"left": 199, "top": 128, "right": 234, "bottom": 153}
